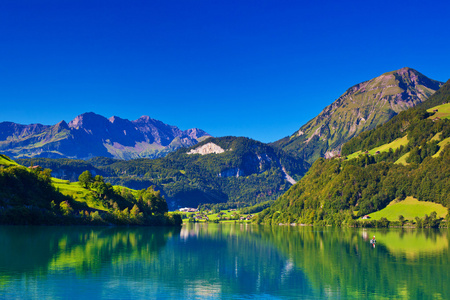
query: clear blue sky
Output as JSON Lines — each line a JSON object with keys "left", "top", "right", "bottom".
{"left": 1, "top": 0, "right": 449, "bottom": 143}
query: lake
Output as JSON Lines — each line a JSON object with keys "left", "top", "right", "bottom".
{"left": 0, "top": 224, "right": 448, "bottom": 299}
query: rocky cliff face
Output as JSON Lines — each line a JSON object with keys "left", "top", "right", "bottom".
{"left": 187, "top": 142, "right": 226, "bottom": 155}
{"left": 274, "top": 67, "right": 443, "bottom": 163}
{"left": 0, "top": 112, "right": 210, "bottom": 160}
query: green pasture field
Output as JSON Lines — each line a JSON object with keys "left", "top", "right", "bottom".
{"left": 394, "top": 152, "right": 410, "bottom": 165}
{"left": 0, "top": 154, "right": 19, "bottom": 166}
{"left": 427, "top": 103, "right": 450, "bottom": 120}
{"left": 347, "top": 135, "right": 408, "bottom": 160}
{"left": 52, "top": 178, "right": 109, "bottom": 211}
{"left": 364, "top": 197, "right": 448, "bottom": 221}
{"left": 432, "top": 136, "right": 450, "bottom": 158}
{"left": 395, "top": 134, "right": 450, "bottom": 163}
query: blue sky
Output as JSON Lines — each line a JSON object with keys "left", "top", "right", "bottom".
{"left": 1, "top": 0, "right": 449, "bottom": 143}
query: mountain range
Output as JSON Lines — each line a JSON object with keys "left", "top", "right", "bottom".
{"left": 0, "top": 112, "right": 210, "bottom": 160}
{"left": 1, "top": 67, "right": 447, "bottom": 210}
{"left": 1, "top": 68, "right": 441, "bottom": 165}
{"left": 274, "top": 67, "right": 443, "bottom": 163}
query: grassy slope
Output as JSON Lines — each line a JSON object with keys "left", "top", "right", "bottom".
{"left": 392, "top": 103, "right": 450, "bottom": 164}
{"left": 394, "top": 152, "right": 410, "bottom": 165}
{"left": 347, "top": 103, "right": 450, "bottom": 164}
{"left": 0, "top": 154, "right": 19, "bottom": 166}
{"left": 53, "top": 180, "right": 148, "bottom": 212}
{"left": 52, "top": 178, "right": 109, "bottom": 211}
{"left": 427, "top": 103, "right": 450, "bottom": 119}
{"left": 346, "top": 135, "right": 408, "bottom": 160}
{"left": 1, "top": 153, "right": 155, "bottom": 213}
{"left": 366, "top": 197, "right": 447, "bottom": 221}
{"left": 0, "top": 154, "right": 119, "bottom": 212}
{"left": 394, "top": 132, "right": 442, "bottom": 165}
{"left": 392, "top": 133, "right": 449, "bottom": 165}
{"left": 433, "top": 137, "right": 450, "bottom": 157}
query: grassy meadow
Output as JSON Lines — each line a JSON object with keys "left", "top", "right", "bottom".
{"left": 365, "top": 197, "right": 448, "bottom": 221}
{"left": 427, "top": 103, "right": 450, "bottom": 120}
{"left": 346, "top": 135, "right": 408, "bottom": 160}
{"left": 52, "top": 178, "right": 110, "bottom": 211}
{"left": 0, "top": 154, "right": 19, "bottom": 166}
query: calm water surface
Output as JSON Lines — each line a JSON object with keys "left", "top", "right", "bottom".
{"left": 0, "top": 224, "right": 448, "bottom": 299}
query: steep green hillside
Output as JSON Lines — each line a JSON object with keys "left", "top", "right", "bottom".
{"left": 259, "top": 148, "right": 450, "bottom": 226}
{"left": 0, "top": 156, "right": 181, "bottom": 226}
{"left": 274, "top": 68, "right": 442, "bottom": 164}
{"left": 343, "top": 101, "right": 450, "bottom": 161}
{"left": 17, "top": 136, "right": 309, "bottom": 209}
{"left": 260, "top": 82, "right": 450, "bottom": 226}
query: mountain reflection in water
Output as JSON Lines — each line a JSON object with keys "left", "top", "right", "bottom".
{"left": 0, "top": 224, "right": 448, "bottom": 299}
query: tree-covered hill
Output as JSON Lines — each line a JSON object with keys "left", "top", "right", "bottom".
{"left": 17, "top": 136, "right": 310, "bottom": 209}
{"left": 259, "top": 81, "right": 450, "bottom": 226}
{"left": 0, "top": 159, "right": 181, "bottom": 226}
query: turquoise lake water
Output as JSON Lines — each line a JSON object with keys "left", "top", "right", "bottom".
{"left": 0, "top": 224, "right": 448, "bottom": 299}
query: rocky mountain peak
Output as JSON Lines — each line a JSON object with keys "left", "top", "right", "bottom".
{"left": 68, "top": 112, "right": 108, "bottom": 129}
{"left": 54, "top": 120, "right": 69, "bottom": 130}
{"left": 135, "top": 115, "right": 152, "bottom": 123}
{"left": 274, "top": 68, "right": 443, "bottom": 164}
{"left": 108, "top": 116, "right": 124, "bottom": 123}
{"left": 184, "top": 128, "right": 210, "bottom": 139}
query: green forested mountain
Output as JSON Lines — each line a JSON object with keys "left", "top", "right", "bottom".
{"left": 259, "top": 81, "right": 450, "bottom": 226}
{"left": 17, "top": 136, "right": 309, "bottom": 209}
{"left": 273, "top": 68, "right": 443, "bottom": 164}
